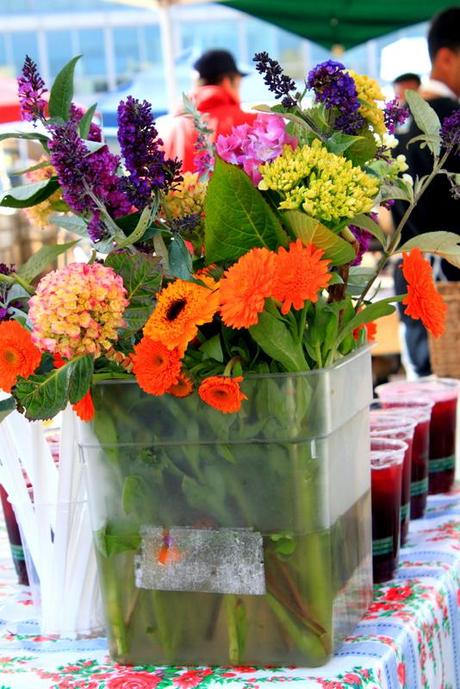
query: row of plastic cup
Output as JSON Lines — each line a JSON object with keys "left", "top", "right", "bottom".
{"left": 369, "top": 377, "right": 459, "bottom": 583}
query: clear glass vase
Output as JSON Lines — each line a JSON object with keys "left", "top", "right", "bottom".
{"left": 79, "top": 347, "right": 373, "bottom": 667}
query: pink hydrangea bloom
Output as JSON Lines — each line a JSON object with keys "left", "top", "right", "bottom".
{"left": 216, "top": 115, "right": 297, "bottom": 184}
{"left": 29, "top": 263, "right": 129, "bottom": 359}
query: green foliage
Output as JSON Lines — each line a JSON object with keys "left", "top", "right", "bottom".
{"left": 14, "top": 355, "right": 93, "bottom": 421}
{"left": 16, "top": 241, "right": 78, "bottom": 282}
{"left": 48, "top": 55, "right": 81, "bottom": 120}
{"left": 282, "top": 210, "right": 356, "bottom": 264}
{"left": 350, "top": 213, "right": 387, "bottom": 249}
{"left": 105, "top": 252, "right": 162, "bottom": 335}
{"left": 0, "top": 131, "right": 49, "bottom": 145}
{"left": 0, "top": 396, "right": 15, "bottom": 423}
{"left": 398, "top": 231, "right": 460, "bottom": 268}
{"left": 199, "top": 334, "right": 224, "bottom": 363}
{"left": 205, "top": 157, "right": 288, "bottom": 262}
{"left": 95, "top": 521, "right": 141, "bottom": 557}
{"left": 249, "top": 302, "right": 307, "bottom": 372}
{"left": 0, "top": 178, "right": 59, "bottom": 208}
{"left": 168, "top": 235, "right": 193, "bottom": 280}
{"left": 78, "top": 103, "right": 97, "bottom": 139}
{"left": 406, "top": 90, "right": 441, "bottom": 156}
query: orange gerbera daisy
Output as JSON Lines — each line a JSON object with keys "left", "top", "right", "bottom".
{"left": 168, "top": 371, "right": 193, "bottom": 397}
{"left": 401, "top": 248, "right": 447, "bottom": 338}
{"left": 72, "top": 390, "right": 95, "bottom": 422}
{"left": 271, "top": 240, "right": 331, "bottom": 315}
{"left": 198, "top": 375, "right": 247, "bottom": 414}
{"left": 132, "top": 336, "right": 181, "bottom": 395}
{"left": 144, "top": 278, "right": 220, "bottom": 354}
{"left": 353, "top": 320, "right": 377, "bottom": 342}
{"left": 219, "top": 247, "right": 276, "bottom": 328}
{"left": 0, "top": 321, "right": 42, "bottom": 392}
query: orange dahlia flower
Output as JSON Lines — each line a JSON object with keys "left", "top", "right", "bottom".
{"left": 219, "top": 247, "right": 276, "bottom": 328}
{"left": 0, "top": 321, "right": 42, "bottom": 392}
{"left": 271, "top": 240, "right": 331, "bottom": 315}
{"left": 401, "top": 248, "right": 447, "bottom": 338}
{"left": 198, "top": 375, "right": 247, "bottom": 414}
{"left": 168, "top": 372, "right": 193, "bottom": 398}
{"left": 144, "top": 278, "right": 219, "bottom": 354}
{"left": 72, "top": 390, "right": 95, "bottom": 422}
{"left": 132, "top": 337, "right": 181, "bottom": 395}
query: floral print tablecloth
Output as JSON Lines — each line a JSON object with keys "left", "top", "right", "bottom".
{"left": 1, "top": 490, "right": 460, "bottom": 689}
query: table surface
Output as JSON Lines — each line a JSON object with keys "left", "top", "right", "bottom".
{"left": 1, "top": 491, "right": 460, "bottom": 689}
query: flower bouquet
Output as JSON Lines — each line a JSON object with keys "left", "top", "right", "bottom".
{"left": 0, "top": 53, "right": 459, "bottom": 665}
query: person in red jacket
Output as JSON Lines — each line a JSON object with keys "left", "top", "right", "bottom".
{"left": 159, "top": 49, "right": 256, "bottom": 172}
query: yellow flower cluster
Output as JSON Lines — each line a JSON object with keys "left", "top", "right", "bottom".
{"left": 22, "top": 158, "right": 63, "bottom": 228}
{"left": 164, "top": 172, "right": 206, "bottom": 219}
{"left": 348, "top": 70, "right": 386, "bottom": 135}
{"left": 259, "top": 140, "right": 379, "bottom": 224}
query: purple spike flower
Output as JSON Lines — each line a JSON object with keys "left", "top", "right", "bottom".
{"left": 306, "top": 60, "right": 365, "bottom": 135}
{"left": 70, "top": 103, "right": 102, "bottom": 142}
{"left": 48, "top": 120, "right": 131, "bottom": 241}
{"left": 117, "top": 96, "right": 181, "bottom": 209}
{"left": 440, "top": 109, "right": 460, "bottom": 152}
{"left": 383, "top": 99, "right": 409, "bottom": 134}
{"left": 17, "top": 55, "right": 47, "bottom": 123}
{"left": 349, "top": 214, "right": 377, "bottom": 266}
{"left": 253, "top": 52, "right": 297, "bottom": 108}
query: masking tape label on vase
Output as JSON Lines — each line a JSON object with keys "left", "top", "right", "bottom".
{"left": 135, "top": 526, "right": 266, "bottom": 595}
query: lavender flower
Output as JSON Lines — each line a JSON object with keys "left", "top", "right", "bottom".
{"left": 49, "top": 120, "right": 131, "bottom": 241}
{"left": 70, "top": 103, "right": 102, "bottom": 142}
{"left": 170, "top": 213, "right": 201, "bottom": 234}
{"left": 253, "top": 52, "right": 297, "bottom": 108}
{"left": 117, "top": 96, "right": 181, "bottom": 209}
{"left": 17, "top": 55, "right": 47, "bottom": 123}
{"left": 440, "top": 109, "right": 460, "bottom": 152}
{"left": 306, "top": 60, "right": 364, "bottom": 135}
{"left": 383, "top": 99, "right": 409, "bottom": 134}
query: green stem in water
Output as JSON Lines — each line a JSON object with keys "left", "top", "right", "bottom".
{"left": 224, "top": 595, "right": 247, "bottom": 664}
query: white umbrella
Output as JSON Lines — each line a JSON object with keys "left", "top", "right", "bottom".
{"left": 104, "top": 0, "right": 213, "bottom": 112}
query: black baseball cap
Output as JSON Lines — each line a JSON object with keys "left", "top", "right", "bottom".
{"left": 193, "top": 49, "right": 248, "bottom": 80}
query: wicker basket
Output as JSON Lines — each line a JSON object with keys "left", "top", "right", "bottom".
{"left": 428, "top": 282, "right": 460, "bottom": 378}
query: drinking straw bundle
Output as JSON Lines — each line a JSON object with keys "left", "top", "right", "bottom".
{"left": 0, "top": 400, "right": 103, "bottom": 637}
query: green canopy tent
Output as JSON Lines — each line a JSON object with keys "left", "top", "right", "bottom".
{"left": 104, "top": 0, "right": 454, "bottom": 108}
{"left": 221, "top": 0, "right": 454, "bottom": 50}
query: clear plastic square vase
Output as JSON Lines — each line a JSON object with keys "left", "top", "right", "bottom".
{"left": 79, "top": 347, "right": 373, "bottom": 667}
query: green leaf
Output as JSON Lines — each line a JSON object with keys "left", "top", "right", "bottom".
{"left": 249, "top": 303, "right": 307, "bottom": 372}
{"left": 337, "top": 298, "right": 401, "bottom": 346}
{"left": 48, "top": 212, "right": 88, "bottom": 236}
{"left": 199, "top": 334, "right": 224, "bottom": 362}
{"left": 122, "top": 475, "right": 151, "bottom": 515}
{"left": 326, "top": 132, "right": 362, "bottom": 156}
{"left": 14, "top": 355, "right": 91, "bottom": 421}
{"left": 14, "top": 160, "right": 52, "bottom": 176}
{"left": 95, "top": 521, "right": 141, "bottom": 557}
{"left": 48, "top": 55, "right": 81, "bottom": 120}
{"left": 344, "top": 127, "right": 378, "bottom": 166}
{"left": 79, "top": 103, "right": 97, "bottom": 140}
{"left": 105, "top": 252, "right": 162, "bottom": 334}
{"left": 16, "top": 240, "right": 78, "bottom": 282}
{"left": 68, "top": 356, "right": 94, "bottom": 404}
{"left": 0, "top": 131, "right": 49, "bottom": 144}
{"left": 204, "top": 157, "right": 288, "bottom": 263}
{"left": 380, "top": 180, "right": 413, "bottom": 203}
{"left": 0, "top": 396, "right": 16, "bottom": 423}
{"left": 0, "top": 178, "right": 59, "bottom": 208}
{"left": 168, "top": 235, "right": 192, "bottom": 280}
{"left": 398, "top": 231, "right": 460, "bottom": 268}
{"left": 405, "top": 90, "right": 441, "bottom": 156}
{"left": 349, "top": 213, "right": 387, "bottom": 248}
{"left": 282, "top": 210, "right": 356, "bottom": 265}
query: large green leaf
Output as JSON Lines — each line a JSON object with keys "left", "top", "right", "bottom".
{"left": 204, "top": 157, "right": 288, "bottom": 262}
{"left": 49, "top": 212, "right": 88, "bottom": 237}
{"left": 48, "top": 55, "right": 81, "bottom": 120}
{"left": 344, "top": 128, "right": 378, "bottom": 166}
{"left": 168, "top": 235, "right": 192, "bottom": 280}
{"left": 105, "top": 252, "right": 162, "bottom": 334}
{"left": 0, "top": 131, "right": 49, "bottom": 145}
{"left": 16, "top": 240, "right": 78, "bottom": 282}
{"left": 282, "top": 210, "right": 356, "bottom": 265}
{"left": 249, "top": 303, "right": 307, "bottom": 372}
{"left": 0, "top": 178, "right": 59, "bottom": 209}
{"left": 79, "top": 103, "right": 97, "bottom": 140}
{"left": 349, "top": 213, "right": 387, "bottom": 249}
{"left": 398, "top": 231, "right": 460, "bottom": 268}
{"left": 336, "top": 297, "right": 402, "bottom": 346}
{"left": 14, "top": 355, "right": 93, "bottom": 421}
{"left": 405, "top": 90, "right": 441, "bottom": 157}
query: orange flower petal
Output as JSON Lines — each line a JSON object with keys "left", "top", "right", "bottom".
{"left": 0, "top": 321, "right": 42, "bottom": 392}
{"left": 167, "top": 372, "right": 193, "bottom": 397}
{"left": 132, "top": 337, "right": 182, "bottom": 396}
{"left": 271, "top": 240, "right": 331, "bottom": 315}
{"left": 198, "top": 375, "right": 247, "bottom": 414}
{"left": 219, "top": 247, "right": 276, "bottom": 329}
{"left": 401, "top": 249, "right": 447, "bottom": 338}
{"left": 72, "top": 390, "right": 95, "bottom": 422}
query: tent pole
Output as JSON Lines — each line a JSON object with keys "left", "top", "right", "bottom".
{"left": 158, "top": 1, "right": 178, "bottom": 113}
